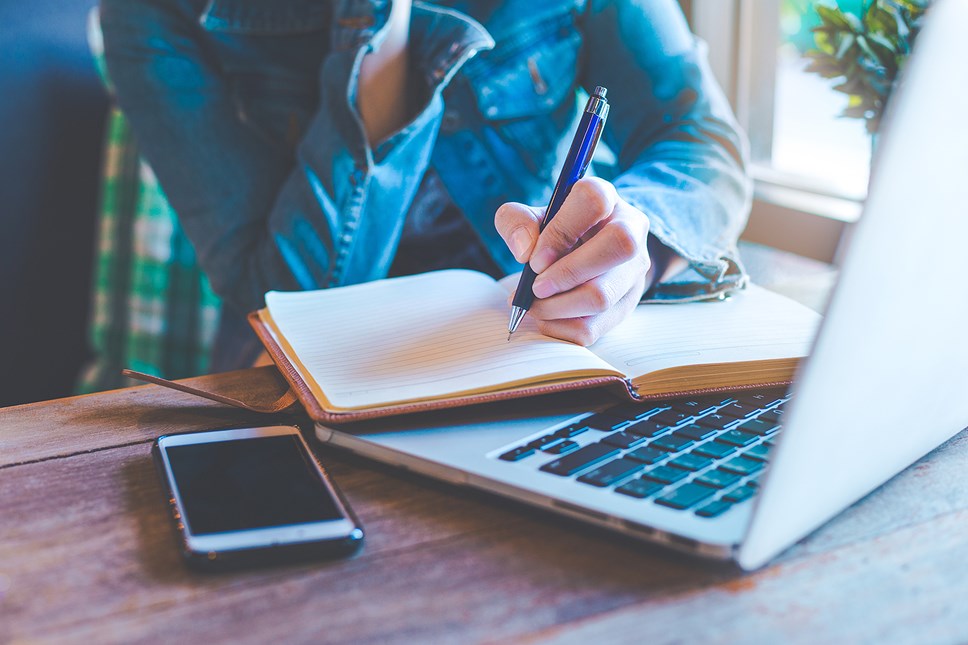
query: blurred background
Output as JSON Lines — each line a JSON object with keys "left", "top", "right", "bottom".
{"left": 0, "top": 0, "right": 898, "bottom": 406}
{"left": 0, "top": 0, "right": 106, "bottom": 407}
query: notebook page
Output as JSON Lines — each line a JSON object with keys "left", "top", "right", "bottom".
{"left": 265, "top": 270, "right": 617, "bottom": 410}
{"left": 590, "top": 285, "right": 821, "bottom": 379}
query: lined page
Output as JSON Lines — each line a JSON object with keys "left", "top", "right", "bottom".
{"left": 590, "top": 285, "right": 822, "bottom": 379}
{"left": 265, "top": 270, "right": 617, "bottom": 410}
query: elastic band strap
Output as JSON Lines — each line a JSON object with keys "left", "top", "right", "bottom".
{"left": 122, "top": 369, "right": 300, "bottom": 414}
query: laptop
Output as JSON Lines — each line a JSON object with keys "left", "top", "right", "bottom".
{"left": 315, "top": 0, "right": 968, "bottom": 570}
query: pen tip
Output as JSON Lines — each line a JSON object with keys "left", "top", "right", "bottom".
{"left": 507, "top": 332, "right": 512, "bottom": 342}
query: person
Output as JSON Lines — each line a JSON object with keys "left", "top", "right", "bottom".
{"left": 99, "top": 0, "right": 750, "bottom": 372}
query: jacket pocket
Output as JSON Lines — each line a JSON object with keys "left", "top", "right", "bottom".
{"left": 199, "top": 0, "right": 330, "bottom": 34}
{"left": 459, "top": 11, "right": 582, "bottom": 176}
{"left": 462, "top": 11, "right": 581, "bottom": 121}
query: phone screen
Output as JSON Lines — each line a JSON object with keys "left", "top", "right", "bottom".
{"left": 165, "top": 434, "right": 343, "bottom": 535}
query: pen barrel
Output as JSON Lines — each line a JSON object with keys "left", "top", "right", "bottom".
{"left": 539, "top": 107, "right": 606, "bottom": 234}
{"left": 511, "top": 264, "right": 539, "bottom": 309}
{"left": 511, "top": 91, "right": 608, "bottom": 311}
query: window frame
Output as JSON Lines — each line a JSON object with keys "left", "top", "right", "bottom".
{"left": 686, "top": 0, "right": 862, "bottom": 263}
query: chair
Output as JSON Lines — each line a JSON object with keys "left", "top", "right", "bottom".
{"left": 76, "top": 12, "right": 221, "bottom": 393}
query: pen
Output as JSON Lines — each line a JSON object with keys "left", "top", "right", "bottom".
{"left": 507, "top": 85, "right": 610, "bottom": 340}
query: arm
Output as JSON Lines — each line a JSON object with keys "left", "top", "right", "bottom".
{"left": 495, "top": 0, "right": 749, "bottom": 345}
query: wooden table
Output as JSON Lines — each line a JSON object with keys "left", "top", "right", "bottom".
{"left": 3, "top": 248, "right": 967, "bottom": 644}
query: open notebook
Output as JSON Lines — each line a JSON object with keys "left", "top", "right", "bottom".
{"left": 248, "top": 270, "right": 821, "bottom": 424}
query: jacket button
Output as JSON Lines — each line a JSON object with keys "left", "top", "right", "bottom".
{"left": 440, "top": 111, "right": 459, "bottom": 133}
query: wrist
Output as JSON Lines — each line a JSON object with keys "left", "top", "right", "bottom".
{"left": 644, "top": 234, "right": 688, "bottom": 294}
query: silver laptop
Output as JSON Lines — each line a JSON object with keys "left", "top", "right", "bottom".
{"left": 316, "top": 0, "right": 968, "bottom": 570}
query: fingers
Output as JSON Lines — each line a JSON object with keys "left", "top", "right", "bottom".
{"left": 532, "top": 205, "right": 649, "bottom": 299}
{"left": 494, "top": 178, "right": 654, "bottom": 347}
{"left": 528, "top": 260, "right": 646, "bottom": 320}
{"left": 535, "top": 276, "right": 646, "bottom": 346}
{"left": 494, "top": 202, "right": 544, "bottom": 263}
{"left": 529, "top": 177, "right": 619, "bottom": 274}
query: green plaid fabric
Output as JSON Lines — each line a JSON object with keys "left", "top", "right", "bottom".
{"left": 77, "top": 15, "right": 222, "bottom": 393}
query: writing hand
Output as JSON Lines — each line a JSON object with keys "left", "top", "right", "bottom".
{"left": 495, "top": 177, "right": 653, "bottom": 345}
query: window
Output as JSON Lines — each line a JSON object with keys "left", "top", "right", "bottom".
{"left": 687, "top": 0, "right": 877, "bottom": 261}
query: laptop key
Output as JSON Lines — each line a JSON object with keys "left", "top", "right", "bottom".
{"left": 695, "top": 413, "right": 735, "bottom": 429}
{"left": 676, "top": 424, "right": 717, "bottom": 441}
{"left": 676, "top": 403, "right": 715, "bottom": 417}
{"left": 544, "top": 439, "right": 579, "bottom": 455}
{"left": 499, "top": 446, "right": 535, "bottom": 462}
{"left": 606, "top": 403, "right": 664, "bottom": 420}
{"left": 625, "top": 446, "right": 667, "bottom": 465}
{"left": 625, "top": 419, "right": 671, "bottom": 438}
{"left": 696, "top": 500, "right": 733, "bottom": 518}
{"left": 615, "top": 477, "right": 664, "bottom": 499}
{"left": 580, "top": 413, "right": 628, "bottom": 431}
{"left": 733, "top": 392, "right": 776, "bottom": 406}
{"left": 758, "top": 408, "right": 785, "bottom": 424}
{"left": 678, "top": 398, "right": 727, "bottom": 415}
{"left": 692, "top": 441, "right": 737, "bottom": 459}
{"left": 540, "top": 442, "right": 620, "bottom": 477}
{"left": 651, "top": 433, "right": 694, "bottom": 453}
{"left": 668, "top": 453, "right": 713, "bottom": 471}
{"left": 717, "top": 430, "right": 759, "bottom": 447}
{"left": 736, "top": 418, "right": 779, "bottom": 436}
{"left": 642, "top": 465, "right": 690, "bottom": 485}
{"left": 601, "top": 431, "right": 647, "bottom": 450}
{"left": 655, "top": 483, "right": 717, "bottom": 510}
{"left": 695, "top": 468, "right": 742, "bottom": 489}
{"left": 723, "top": 485, "right": 757, "bottom": 503}
{"left": 576, "top": 458, "right": 645, "bottom": 487}
{"left": 554, "top": 423, "right": 590, "bottom": 439}
{"left": 720, "top": 456, "right": 764, "bottom": 476}
{"left": 718, "top": 401, "right": 760, "bottom": 418}
{"left": 527, "top": 435, "right": 564, "bottom": 450}
{"left": 648, "top": 409, "right": 694, "bottom": 427}
{"left": 745, "top": 443, "right": 771, "bottom": 462}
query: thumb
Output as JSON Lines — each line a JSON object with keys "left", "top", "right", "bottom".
{"left": 494, "top": 202, "right": 543, "bottom": 263}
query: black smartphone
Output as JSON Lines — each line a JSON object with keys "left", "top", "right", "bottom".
{"left": 153, "top": 425, "right": 363, "bottom": 571}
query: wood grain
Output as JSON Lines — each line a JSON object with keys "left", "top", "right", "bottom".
{"left": 530, "top": 508, "right": 968, "bottom": 645}
{"left": 0, "top": 366, "right": 298, "bottom": 468}
{"left": 2, "top": 414, "right": 966, "bottom": 644}
{"left": 0, "top": 442, "right": 723, "bottom": 644}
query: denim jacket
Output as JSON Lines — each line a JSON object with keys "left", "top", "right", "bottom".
{"left": 100, "top": 0, "right": 751, "bottom": 362}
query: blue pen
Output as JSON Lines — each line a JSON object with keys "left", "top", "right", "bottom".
{"left": 507, "top": 85, "right": 610, "bottom": 339}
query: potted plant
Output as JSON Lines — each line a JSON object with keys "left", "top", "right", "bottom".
{"left": 803, "top": 0, "right": 929, "bottom": 136}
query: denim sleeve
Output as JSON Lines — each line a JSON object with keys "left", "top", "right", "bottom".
{"left": 99, "top": 0, "right": 492, "bottom": 315}
{"left": 581, "top": 0, "right": 752, "bottom": 301}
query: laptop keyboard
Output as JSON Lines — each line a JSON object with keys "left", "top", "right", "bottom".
{"left": 494, "top": 389, "right": 789, "bottom": 519}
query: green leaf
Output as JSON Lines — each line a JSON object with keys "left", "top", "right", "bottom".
{"left": 802, "top": 0, "right": 927, "bottom": 131}
{"left": 816, "top": 5, "right": 851, "bottom": 29}
{"left": 843, "top": 11, "right": 864, "bottom": 32}
{"left": 835, "top": 34, "right": 857, "bottom": 59}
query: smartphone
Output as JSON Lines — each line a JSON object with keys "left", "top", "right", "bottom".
{"left": 153, "top": 425, "right": 363, "bottom": 570}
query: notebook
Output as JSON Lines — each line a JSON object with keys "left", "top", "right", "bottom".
{"left": 248, "top": 270, "right": 820, "bottom": 423}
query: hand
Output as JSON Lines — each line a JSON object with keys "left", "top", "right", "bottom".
{"left": 495, "top": 177, "right": 654, "bottom": 345}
